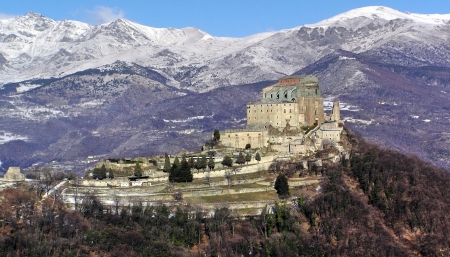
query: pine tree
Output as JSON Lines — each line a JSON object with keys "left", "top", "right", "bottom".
{"left": 274, "top": 174, "right": 290, "bottom": 199}
{"left": 108, "top": 168, "right": 114, "bottom": 179}
{"left": 163, "top": 154, "right": 171, "bottom": 173}
{"left": 93, "top": 164, "right": 107, "bottom": 180}
{"left": 245, "top": 153, "right": 251, "bottom": 164}
{"left": 179, "top": 156, "right": 193, "bottom": 182}
{"left": 134, "top": 163, "right": 143, "bottom": 177}
{"left": 172, "top": 157, "right": 180, "bottom": 172}
{"left": 255, "top": 152, "right": 261, "bottom": 163}
{"left": 208, "top": 157, "right": 215, "bottom": 171}
{"left": 189, "top": 157, "right": 195, "bottom": 169}
{"left": 200, "top": 155, "right": 207, "bottom": 171}
{"left": 213, "top": 129, "right": 220, "bottom": 141}
{"left": 169, "top": 157, "right": 181, "bottom": 182}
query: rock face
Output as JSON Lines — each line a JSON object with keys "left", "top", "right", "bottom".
{"left": 3, "top": 167, "right": 25, "bottom": 181}
{"left": 1, "top": 6, "right": 450, "bottom": 170}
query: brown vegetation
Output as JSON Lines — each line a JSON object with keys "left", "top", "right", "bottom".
{"left": 0, "top": 128, "right": 449, "bottom": 256}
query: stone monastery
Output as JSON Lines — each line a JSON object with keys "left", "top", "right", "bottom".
{"left": 221, "top": 75, "right": 343, "bottom": 154}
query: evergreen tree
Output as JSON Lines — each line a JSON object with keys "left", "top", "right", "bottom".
{"left": 200, "top": 155, "right": 207, "bottom": 171}
{"left": 92, "top": 168, "right": 100, "bottom": 180}
{"left": 274, "top": 174, "right": 290, "bottom": 199}
{"left": 255, "top": 152, "right": 261, "bottom": 163}
{"left": 108, "top": 168, "right": 114, "bottom": 179}
{"left": 172, "top": 157, "right": 180, "bottom": 172}
{"left": 189, "top": 157, "right": 195, "bottom": 169}
{"left": 236, "top": 152, "right": 246, "bottom": 165}
{"left": 93, "top": 164, "right": 107, "bottom": 180}
{"left": 179, "top": 156, "right": 193, "bottom": 182}
{"left": 208, "top": 157, "right": 215, "bottom": 171}
{"left": 134, "top": 163, "right": 143, "bottom": 177}
{"left": 100, "top": 164, "right": 107, "bottom": 179}
{"left": 169, "top": 156, "right": 181, "bottom": 182}
{"left": 168, "top": 169, "right": 175, "bottom": 182}
{"left": 163, "top": 154, "right": 171, "bottom": 173}
{"left": 213, "top": 129, "right": 220, "bottom": 141}
{"left": 222, "top": 155, "right": 233, "bottom": 167}
{"left": 245, "top": 153, "right": 251, "bottom": 164}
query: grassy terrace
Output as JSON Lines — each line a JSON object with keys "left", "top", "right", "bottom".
{"left": 187, "top": 191, "right": 279, "bottom": 204}
{"left": 216, "top": 183, "right": 268, "bottom": 190}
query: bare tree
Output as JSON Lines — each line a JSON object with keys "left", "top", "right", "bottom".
{"left": 113, "top": 193, "right": 122, "bottom": 215}
{"left": 204, "top": 171, "right": 212, "bottom": 187}
{"left": 173, "top": 190, "right": 183, "bottom": 202}
{"left": 225, "top": 170, "right": 234, "bottom": 187}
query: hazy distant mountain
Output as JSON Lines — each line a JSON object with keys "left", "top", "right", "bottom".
{"left": 1, "top": 6, "right": 450, "bottom": 170}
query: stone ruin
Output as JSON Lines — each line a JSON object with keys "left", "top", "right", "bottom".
{"left": 3, "top": 167, "right": 25, "bottom": 182}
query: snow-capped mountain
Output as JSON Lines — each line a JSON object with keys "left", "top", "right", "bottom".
{"left": 1, "top": 6, "right": 450, "bottom": 171}
{"left": 309, "top": 6, "right": 450, "bottom": 29}
{"left": 2, "top": 6, "right": 449, "bottom": 91}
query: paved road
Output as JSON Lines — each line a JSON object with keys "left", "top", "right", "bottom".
{"left": 43, "top": 180, "right": 68, "bottom": 198}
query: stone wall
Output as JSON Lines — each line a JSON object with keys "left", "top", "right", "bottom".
{"left": 247, "top": 102, "right": 302, "bottom": 128}
{"left": 221, "top": 129, "right": 268, "bottom": 149}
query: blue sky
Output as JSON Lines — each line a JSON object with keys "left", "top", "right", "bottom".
{"left": 1, "top": 0, "right": 449, "bottom": 37}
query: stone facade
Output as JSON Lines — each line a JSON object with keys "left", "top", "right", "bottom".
{"left": 221, "top": 129, "right": 268, "bottom": 149}
{"left": 222, "top": 75, "right": 342, "bottom": 153}
{"left": 258, "top": 75, "right": 325, "bottom": 127}
{"left": 3, "top": 167, "right": 25, "bottom": 181}
{"left": 247, "top": 102, "right": 301, "bottom": 129}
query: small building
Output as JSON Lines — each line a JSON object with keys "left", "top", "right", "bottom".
{"left": 3, "top": 167, "right": 25, "bottom": 182}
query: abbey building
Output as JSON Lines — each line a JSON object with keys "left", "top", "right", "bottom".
{"left": 221, "top": 75, "right": 343, "bottom": 154}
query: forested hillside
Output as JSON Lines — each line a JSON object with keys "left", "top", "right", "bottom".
{"left": 0, "top": 128, "right": 449, "bottom": 256}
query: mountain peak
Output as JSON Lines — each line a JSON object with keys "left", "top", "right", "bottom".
{"left": 25, "top": 12, "right": 44, "bottom": 18}
{"left": 309, "top": 6, "right": 450, "bottom": 28}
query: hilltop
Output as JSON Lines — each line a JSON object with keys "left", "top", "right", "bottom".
{"left": 0, "top": 128, "right": 449, "bottom": 256}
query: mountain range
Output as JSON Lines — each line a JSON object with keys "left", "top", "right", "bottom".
{"left": 1, "top": 6, "right": 450, "bottom": 171}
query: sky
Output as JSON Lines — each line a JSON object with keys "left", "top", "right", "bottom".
{"left": 1, "top": 0, "right": 450, "bottom": 37}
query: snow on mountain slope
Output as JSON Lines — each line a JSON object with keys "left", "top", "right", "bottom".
{"left": 1, "top": 6, "right": 450, "bottom": 91}
{"left": 0, "top": 12, "right": 91, "bottom": 59}
{"left": 308, "top": 6, "right": 450, "bottom": 29}
{"left": 0, "top": 12, "right": 277, "bottom": 85}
